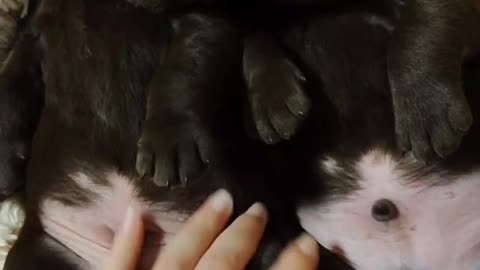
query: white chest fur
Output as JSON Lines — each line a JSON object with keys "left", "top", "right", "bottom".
{"left": 298, "top": 150, "right": 480, "bottom": 270}
{"left": 40, "top": 171, "right": 186, "bottom": 270}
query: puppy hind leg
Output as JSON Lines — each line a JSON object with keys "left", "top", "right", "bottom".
{"left": 5, "top": 220, "right": 85, "bottom": 270}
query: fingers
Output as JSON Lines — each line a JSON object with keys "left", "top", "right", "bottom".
{"left": 102, "top": 206, "right": 144, "bottom": 270}
{"left": 153, "top": 189, "right": 234, "bottom": 270}
{"left": 102, "top": 190, "right": 318, "bottom": 270}
{"left": 271, "top": 234, "right": 320, "bottom": 270}
{"left": 195, "top": 203, "right": 269, "bottom": 270}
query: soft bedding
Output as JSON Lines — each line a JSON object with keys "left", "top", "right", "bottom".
{"left": 0, "top": 197, "right": 24, "bottom": 270}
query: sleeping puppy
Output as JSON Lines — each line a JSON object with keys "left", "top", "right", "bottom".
{"left": 282, "top": 8, "right": 480, "bottom": 270}
{"left": 128, "top": 0, "right": 480, "bottom": 164}
{"left": 0, "top": 0, "right": 312, "bottom": 198}
{"left": 2, "top": 0, "right": 319, "bottom": 269}
{"left": 0, "top": 0, "right": 42, "bottom": 199}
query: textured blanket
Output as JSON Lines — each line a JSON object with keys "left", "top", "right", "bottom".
{"left": 0, "top": 197, "right": 24, "bottom": 269}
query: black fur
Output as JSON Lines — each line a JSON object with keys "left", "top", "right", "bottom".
{"left": 0, "top": 28, "right": 43, "bottom": 199}
{"left": 282, "top": 5, "right": 480, "bottom": 215}
{"left": 3, "top": 1, "right": 479, "bottom": 270}
{"left": 3, "top": 0, "right": 310, "bottom": 269}
{"left": 129, "top": 0, "right": 480, "bottom": 162}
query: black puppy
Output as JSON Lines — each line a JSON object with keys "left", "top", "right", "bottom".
{"left": 2, "top": 0, "right": 318, "bottom": 269}
{"left": 0, "top": 0, "right": 233, "bottom": 198}
{"left": 0, "top": 1, "right": 43, "bottom": 199}
{"left": 129, "top": 0, "right": 480, "bottom": 163}
{"left": 278, "top": 7, "right": 480, "bottom": 270}
{"left": 0, "top": 0, "right": 312, "bottom": 198}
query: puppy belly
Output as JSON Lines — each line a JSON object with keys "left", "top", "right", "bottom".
{"left": 298, "top": 150, "right": 480, "bottom": 270}
{"left": 40, "top": 172, "right": 186, "bottom": 270}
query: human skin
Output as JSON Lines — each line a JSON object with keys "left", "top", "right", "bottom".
{"left": 102, "top": 189, "right": 320, "bottom": 270}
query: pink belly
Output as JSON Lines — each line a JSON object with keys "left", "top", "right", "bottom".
{"left": 298, "top": 150, "right": 480, "bottom": 270}
{"left": 40, "top": 171, "right": 186, "bottom": 270}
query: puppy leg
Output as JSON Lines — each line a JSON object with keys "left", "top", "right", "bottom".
{"left": 5, "top": 220, "right": 84, "bottom": 270}
{"left": 136, "top": 14, "right": 240, "bottom": 187}
{"left": 244, "top": 33, "right": 310, "bottom": 144}
{"left": 388, "top": 0, "right": 480, "bottom": 161}
{"left": 0, "top": 33, "right": 43, "bottom": 198}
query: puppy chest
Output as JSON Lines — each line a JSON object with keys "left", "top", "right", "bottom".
{"left": 298, "top": 150, "right": 480, "bottom": 270}
{"left": 39, "top": 172, "right": 186, "bottom": 270}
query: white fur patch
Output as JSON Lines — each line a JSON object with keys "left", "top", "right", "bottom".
{"left": 40, "top": 171, "right": 185, "bottom": 270}
{"left": 298, "top": 150, "right": 480, "bottom": 270}
{"left": 321, "top": 157, "right": 345, "bottom": 176}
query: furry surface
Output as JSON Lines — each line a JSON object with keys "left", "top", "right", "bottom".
{"left": 0, "top": 0, "right": 28, "bottom": 267}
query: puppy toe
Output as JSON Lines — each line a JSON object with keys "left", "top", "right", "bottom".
{"left": 395, "top": 118, "right": 412, "bottom": 154}
{"left": 411, "top": 131, "right": 436, "bottom": 163}
{"left": 252, "top": 100, "right": 281, "bottom": 144}
{"left": 177, "top": 141, "right": 203, "bottom": 187}
{"left": 269, "top": 105, "right": 302, "bottom": 140}
{"left": 448, "top": 99, "right": 473, "bottom": 133}
{"left": 136, "top": 144, "right": 154, "bottom": 178}
{"left": 285, "top": 84, "right": 311, "bottom": 119}
{"left": 431, "top": 121, "right": 463, "bottom": 159}
{"left": 153, "top": 152, "right": 175, "bottom": 188}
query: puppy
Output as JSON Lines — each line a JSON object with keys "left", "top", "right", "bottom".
{"left": 281, "top": 8, "right": 480, "bottom": 270}
{"left": 0, "top": 0, "right": 43, "bottom": 199}
{"left": 3, "top": 0, "right": 314, "bottom": 269}
{"left": 128, "top": 0, "right": 480, "bottom": 164}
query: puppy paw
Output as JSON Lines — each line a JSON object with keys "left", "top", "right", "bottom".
{"left": 392, "top": 83, "right": 472, "bottom": 162}
{"left": 136, "top": 117, "right": 212, "bottom": 188}
{"left": 247, "top": 58, "right": 310, "bottom": 144}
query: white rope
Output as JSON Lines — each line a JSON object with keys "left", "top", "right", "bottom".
{"left": 0, "top": 196, "right": 25, "bottom": 270}
{"left": 0, "top": 0, "right": 28, "bottom": 18}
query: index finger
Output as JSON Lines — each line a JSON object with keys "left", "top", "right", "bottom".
{"left": 153, "top": 189, "right": 234, "bottom": 270}
{"left": 271, "top": 234, "right": 320, "bottom": 270}
{"left": 102, "top": 206, "right": 144, "bottom": 270}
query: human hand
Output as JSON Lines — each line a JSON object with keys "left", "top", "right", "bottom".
{"left": 102, "top": 189, "right": 320, "bottom": 270}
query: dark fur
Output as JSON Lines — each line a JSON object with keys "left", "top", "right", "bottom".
{"left": 275, "top": 8, "right": 480, "bottom": 269}
{"left": 281, "top": 2, "right": 480, "bottom": 221}
{"left": 3, "top": 1, "right": 479, "bottom": 270}
{"left": 2, "top": 0, "right": 318, "bottom": 269}
{"left": 129, "top": 0, "right": 480, "bottom": 163}
{"left": 0, "top": 25, "right": 43, "bottom": 199}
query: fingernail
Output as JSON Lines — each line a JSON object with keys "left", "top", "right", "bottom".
{"left": 208, "top": 189, "right": 233, "bottom": 213}
{"left": 120, "top": 205, "right": 139, "bottom": 234}
{"left": 296, "top": 234, "right": 319, "bottom": 258}
{"left": 245, "top": 202, "right": 268, "bottom": 219}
